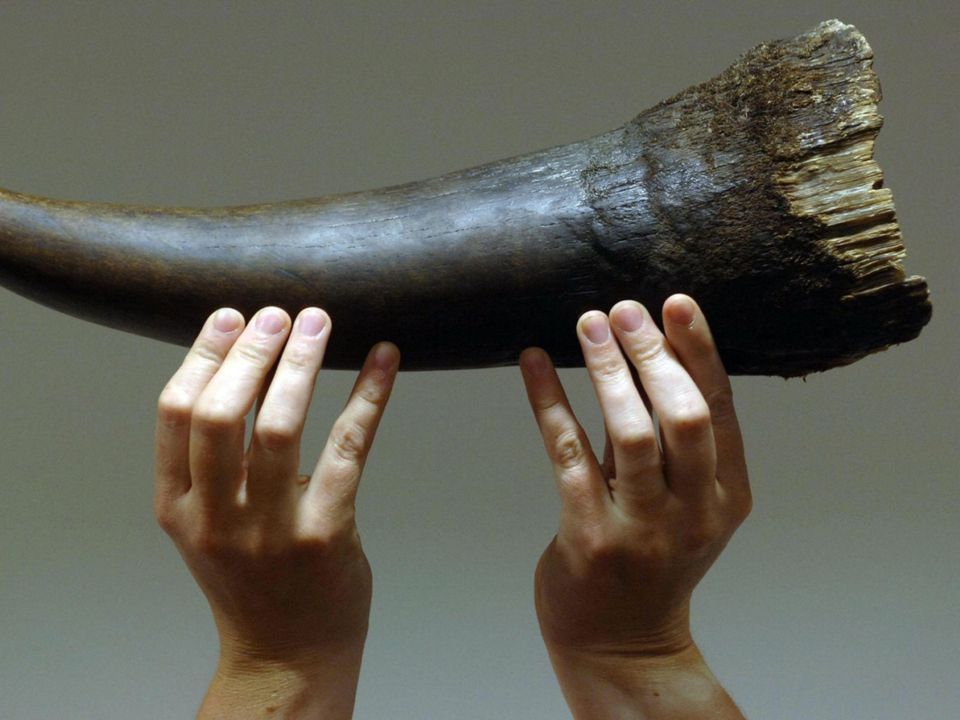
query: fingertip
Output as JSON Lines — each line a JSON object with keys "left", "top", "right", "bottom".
{"left": 609, "top": 300, "right": 647, "bottom": 334}
{"left": 663, "top": 296, "right": 719, "bottom": 356}
{"left": 295, "top": 307, "right": 330, "bottom": 338}
{"left": 577, "top": 311, "right": 611, "bottom": 345}
{"left": 211, "top": 307, "right": 244, "bottom": 335}
{"left": 520, "top": 347, "right": 551, "bottom": 377}
{"left": 663, "top": 294, "right": 697, "bottom": 328}
{"left": 609, "top": 299, "right": 643, "bottom": 315}
{"left": 253, "top": 306, "right": 292, "bottom": 335}
{"left": 371, "top": 341, "right": 400, "bottom": 374}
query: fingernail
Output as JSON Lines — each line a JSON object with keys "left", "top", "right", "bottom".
{"left": 668, "top": 296, "right": 696, "bottom": 327}
{"left": 212, "top": 308, "right": 242, "bottom": 334}
{"left": 255, "top": 308, "right": 286, "bottom": 335}
{"left": 581, "top": 313, "right": 609, "bottom": 345}
{"left": 297, "top": 309, "right": 326, "bottom": 337}
{"left": 612, "top": 303, "right": 645, "bottom": 333}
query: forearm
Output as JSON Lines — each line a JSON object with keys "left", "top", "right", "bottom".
{"left": 198, "top": 646, "right": 364, "bottom": 720}
{"left": 548, "top": 643, "right": 744, "bottom": 720}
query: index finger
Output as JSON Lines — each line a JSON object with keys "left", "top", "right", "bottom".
{"left": 306, "top": 342, "right": 400, "bottom": 515}
{"left": 519, "top": 347, "right": 608, "bottom": 523}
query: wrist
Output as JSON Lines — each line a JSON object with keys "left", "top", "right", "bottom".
{"left": 200, "top": 640, "right": 366, "bottom": 720}
{"left": 217, "top": 625, "right": 368, "bottom": 670}
{"left": 547, "top": 643, "right": 743, "bottom": 720}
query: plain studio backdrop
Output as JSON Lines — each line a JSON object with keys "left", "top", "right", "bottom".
{"left": 0, "top": 2, "right": 956, "bottom": 718}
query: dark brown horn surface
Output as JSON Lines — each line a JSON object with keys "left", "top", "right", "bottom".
{"left": 0, "top": 20, "right": 931, "bottom": 376}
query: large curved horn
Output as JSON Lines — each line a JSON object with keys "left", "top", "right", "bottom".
{"left": 0, "top": 20, "right": 931, "bottom": 376}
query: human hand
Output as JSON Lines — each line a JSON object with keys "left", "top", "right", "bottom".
{"left": 520, "top": 296, "right": 750, "bottom": 719}
{"left": 154, "top": 306, "right": 399, "bottom": 719}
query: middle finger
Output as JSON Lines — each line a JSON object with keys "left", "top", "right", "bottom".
{"left": 246, "top": 308, "right": 331, "bottom": 507}
{"left": 609, "top": 301, "right": 717, "bottom": 501}
{"left": 577, "top": 310, "right": 664, "bottom": 500}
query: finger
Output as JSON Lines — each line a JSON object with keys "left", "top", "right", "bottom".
{"left": 189, "top": 307, "right": 292, "bottom": 507}
{"left": 154, "top": 308, "right": 245, "bottom": 504}
{"left": 610, "top": 301, "right": 716, "bottom": 501}
{"left": 662, "top": 295, "right": 749, "bottom": 499}
{"left": 307, "top": 342, "right": 400, "bottom": 514}
{"left": 576, "top": 312, "right": 664, "bottom": 502}
{"left": 246, "top": 308, "right": 331, "bottom": 509}
{"left": 519, "top": 347, "right": 608, "bottom": 521}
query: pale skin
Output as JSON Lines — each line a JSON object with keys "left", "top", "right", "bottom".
{"left": 154, "top": 295, "right": 748, "bottom": 718}
{"left": 154, "top": 305, "right": 399, "bottom": 719}
{"left": 519, "top": 295, "right": 751, "bottom": 719}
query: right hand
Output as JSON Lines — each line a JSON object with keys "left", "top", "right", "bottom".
{"left": 520, "top": 295, "right": 751, "bottom": 717}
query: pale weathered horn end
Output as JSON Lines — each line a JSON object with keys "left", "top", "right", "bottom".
{"left": 592, "top": 19, "right": 931, "bottom": 376}
{"left": 766, "top": 21, "right": 932, "bottom": 373}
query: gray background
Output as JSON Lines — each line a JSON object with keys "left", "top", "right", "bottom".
{"left": 0, "top": 2, "right": 956, "bottom": 718}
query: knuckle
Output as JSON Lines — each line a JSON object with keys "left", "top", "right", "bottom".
{"left": 279, "top": 345, "right": 315, "bottom": 374}
{"left": 732, "top": 485, "right": 753, "bottom": 523}
{"left": 153, "top": 497, "right": 178, "bottom": 535}
{"left": 355, "top": 376, "right": 387, "bottom": 408}
{"left": 629, "top": 334, "right": 668, "bottom": 367}
{"left": 612, "top": 425, "right": 658, "bottom": 458}
{"left": 682, "top": 516, "right": 725, "bottom": 555}
{"left": 253, "top": 415, "right": 300, "bottom": 452}
{"left": 553, "top": 429, "right": 588, "bottom": 471}
{"left": 300, "top": 503, "right": 356, "bottom": 547}
{"left": 301, "top": 524, "right": 353, "bottom": 557}
{"left": 579, "top": 530, "right": 623, "bottom": 567}
{"left": 190, "top": 341, "right": 225, "bottom": 367}
{"left": 590, "top": 352, "right": 628, "bottom": 384}
{"left": 189, "top": 521, "right": 232, "bottom": 558}
{"left": 330, "top": 420, "right": 369, "bottom": 463}
{"left": 233, "top": 340, "right": 274, "bottom": 370}
{"left": 704, "top": 384, "right": 738, "bottom": 425}
{"left": 156, "top": 386, "right": 193, "bottom": 428}
{"left": 192, "top": 397, "right": 241, "bottom": 433}
{"left": 192, "top": 532, "right": 225, "bottom": 558}
{"left": 298, "top": 531, "right": 333, "bottom": 556}
{"left": 536, "top": 395, "right": 568, "bottom": 419}
{"left": 666, "top": 397, "right": 712, "bottom": 439}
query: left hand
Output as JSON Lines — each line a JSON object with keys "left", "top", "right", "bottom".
{"left": 154, "top": 306, "right": 399, "bottom": 716}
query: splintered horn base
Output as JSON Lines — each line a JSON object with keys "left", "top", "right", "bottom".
{"left": 607, "top": 18, "right": 932, "bottom": 375}
{"left": 0, "top": 20, "right": 931, "bottom": 376}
